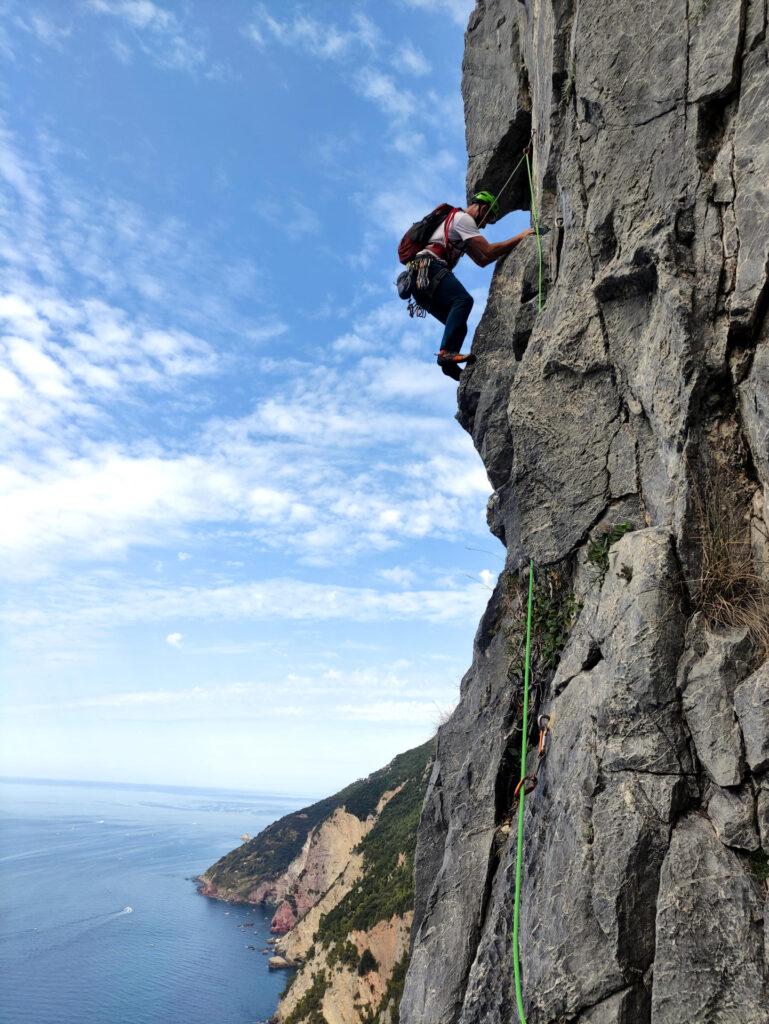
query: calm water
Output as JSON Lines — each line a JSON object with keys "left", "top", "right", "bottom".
{"left": 0, "top": 778, "right": 307, "bottom": 1024}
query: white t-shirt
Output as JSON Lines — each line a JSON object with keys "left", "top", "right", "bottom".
{"left": 419, "top": 210, "right": 482, "bottom": 261}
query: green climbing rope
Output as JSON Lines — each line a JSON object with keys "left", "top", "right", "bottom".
{"left": 475, "top": 151, "right": 528, "bottom": 229}
{"left": 477, "top": 144, "right": 543, "bottom": 316}
{"left": 524, "top": 152, "right": 543, "bottom": 312}
{"left": 512, "top": 559, "right": 535, "bottom": 1024}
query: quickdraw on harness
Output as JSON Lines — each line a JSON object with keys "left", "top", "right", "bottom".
{"left": 511, "top": 560, "right": 552, "bottom": 1024}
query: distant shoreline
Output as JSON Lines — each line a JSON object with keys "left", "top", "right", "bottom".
{"left": 0, "top": 775, "right": 318, "bottom": 802}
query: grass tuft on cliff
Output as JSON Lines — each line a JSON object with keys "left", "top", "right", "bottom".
{"left": 691, "top": 468, "right": 769, "bottom": 656}
{"left": 202, "top": 740, "right": 434, "bottom": 899}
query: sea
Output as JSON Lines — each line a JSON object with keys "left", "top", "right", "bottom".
{"left": 0, "top": 777, "right": 308, "bottom": 1024}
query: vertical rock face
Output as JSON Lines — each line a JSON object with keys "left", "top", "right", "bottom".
{"left": 402, "top": 2, "right": 769, "bottom": 1023}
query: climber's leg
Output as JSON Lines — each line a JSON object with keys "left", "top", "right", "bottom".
{"left": 431, "top": 273, "right": 474, "bottom": 356}
{"left": 414, "top": 269, "right": 474, "bottom": 380}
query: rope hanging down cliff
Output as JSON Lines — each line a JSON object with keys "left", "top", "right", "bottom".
{"left": 476, "top": 147, "right": 544, "bottom": 314}
{"left": 524, "top": 152, "right": 544, "bottom": 313}
{"left": 512, "top": 561, "right": 552, "bottom": 1024}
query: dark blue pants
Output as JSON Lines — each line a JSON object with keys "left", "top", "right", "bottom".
{"left": 416, "top": 270, "right": 474, "bottom": 355}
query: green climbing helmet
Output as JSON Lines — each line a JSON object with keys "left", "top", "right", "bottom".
{"left": 471, "top": 190, "right": 500, "bottom": 218}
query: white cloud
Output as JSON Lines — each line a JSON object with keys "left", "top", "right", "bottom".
{"left": 2, "top": 667, "right": 457, "bottom": 725}
{"left": 86, "top": 0, "right": 207, "bottom": 72}
{"left": 2, "top": 574, "right": 491, "bottom": 666}
{"left": 87, "top": 0, "right": 173, "bottom": 31}
{"left": 0, "top": 126, "right": 267, "bottom": 346}
{"left": 244, "top": 318, "right": 289, "bottom": 343}
{"left": 3, "top": 682, "right": 251, "bottom": 713}
{"left": 255, "top": 196, "right": 321, "bottom": 241}
{"left": 0, "top": 126, "right": 44, "bottom": 208}
{"left": 337, "top": 700, "right": 439, "bottom": 723}
{"left": 244, "top": 7, "right": 379, "bottom": 62}
{"left": 5, "top": 575, "right": 490, "bottom": 638}
{"left": 243, "top": 23, "right": 264, "bottom": 47}
{"left": 177, "top": 552, "right": 191, "bottom": 561}
{"left": 379, "top": 566, "right": 418, "bottom": 587}
{"left": 479, "top": 568, "right": 497, "bottom": 588}
{"left": 355, "top": 68, "right": 416, "bottom": 121}
{"left": 18, "top": 12, "right": 73, "bottom": 48}
{"left": 0, "top": 419, "right": 489, "bottom": 577}
{"left": 400, "top": 43, "right": 431, "bottom": 76}
{"left": 0, "top": 286, "right": 217, "bottom": 450}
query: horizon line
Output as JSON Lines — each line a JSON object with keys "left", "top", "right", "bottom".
{"left": 0, "top": 774, "right": 318, "bottom": 802}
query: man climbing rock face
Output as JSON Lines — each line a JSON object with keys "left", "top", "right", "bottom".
{"left": 401, "top": 191, "right": 535, "bottom": 380}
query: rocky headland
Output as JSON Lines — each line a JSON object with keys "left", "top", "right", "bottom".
{"left": 199, "top": 741, "right": 433, "bottom": 1024}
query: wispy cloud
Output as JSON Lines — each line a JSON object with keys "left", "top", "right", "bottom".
{"left": 2, "top": 575, "right": 491, "bottom": 660}
{"left": 399, "top": 42, "right": 431, "bottom": 77}
{"left": 15, "top": 10, "right": 73, "bottom": 48}
{"left": 0, "top": 429, "right": 487, "bottom": 574}
{"left": 355, "top": 68, "right": 417, "bottom": 121}
{"left": 86, "top": 0, "right": 209, "bottom": 73}
{"left": 0, "top": 126, "right": 268, "bottom": 344}
{"left": 255, "top": 195, "right": 321, "bottom": 241}
{"left": 244, "top": 6, "right": 379, "bottom": 61}
{"left": 1, "top": 648, "right": 463, "bottom": 723}
{"left": 379, "top": 566, "right": 418, "bottom": 587}
{"left": 0, "top": 123, "right": 489, "bottom": 586}
{"left": 338, "top": 700, "right": 444, "bottom": 723}
{"left": 0, "top": 287, "right": 217, "bottom": 456}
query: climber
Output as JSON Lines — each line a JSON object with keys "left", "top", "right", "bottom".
{"left": 399, "top": 191, "right": 536, "bottom": 380}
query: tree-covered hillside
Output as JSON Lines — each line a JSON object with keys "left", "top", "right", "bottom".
{"left": 202, "top": 740, "right": 434, "bottom": 899}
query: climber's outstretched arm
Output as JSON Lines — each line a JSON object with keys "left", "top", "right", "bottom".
{"left": 465, "top": 228, "right": 535, "bottom": 268}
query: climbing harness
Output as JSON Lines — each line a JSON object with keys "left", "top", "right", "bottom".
{"left": 512, "top": 563, "right": 552, "bottom": 1024}
{"left": 405, "top": 254, "right": 449, "bottom": 318}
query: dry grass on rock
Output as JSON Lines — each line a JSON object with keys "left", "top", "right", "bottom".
{"left": 689, "top": 468, "right": 769, "bottom": 656}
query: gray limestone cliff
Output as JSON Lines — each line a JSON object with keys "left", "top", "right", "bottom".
{"left": 400, "top": 2, "right": 769, "bottom": 1023}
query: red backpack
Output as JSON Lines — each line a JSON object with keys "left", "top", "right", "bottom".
{"left": 398, "top": 203, "right": 459, "bottom": 264}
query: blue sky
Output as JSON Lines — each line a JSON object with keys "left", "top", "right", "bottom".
{"left": 0, "top": 0, "right": 529, "bottom": 795}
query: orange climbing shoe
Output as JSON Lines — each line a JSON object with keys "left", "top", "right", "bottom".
{"left": 436, "top": 349, "right": 477, "bottom": 365}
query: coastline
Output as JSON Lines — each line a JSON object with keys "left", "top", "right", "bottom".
{"left": 0, "top": 778, "right": 294, "bottom": 1024}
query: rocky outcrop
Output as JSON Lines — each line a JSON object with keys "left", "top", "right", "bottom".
{"left": 271, "top": 901, "right": 299, "bottom": 935}
{"left": 401, "top": 2, "right": 769, "bottom": 1023}
{"left": 199, "top": 741, "right": 433, "bottom": 1024}
{"left": 277, "top": 915, "right": 412, "bottom": 1024}
{"left": 277, "top": 855, "right": 365, "bottom": 963}
{"left": 266, "top": 807, "right": 371, "bottom": 934}
{"left": 735, "top": 662, "right": 769, "bottom": 773}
